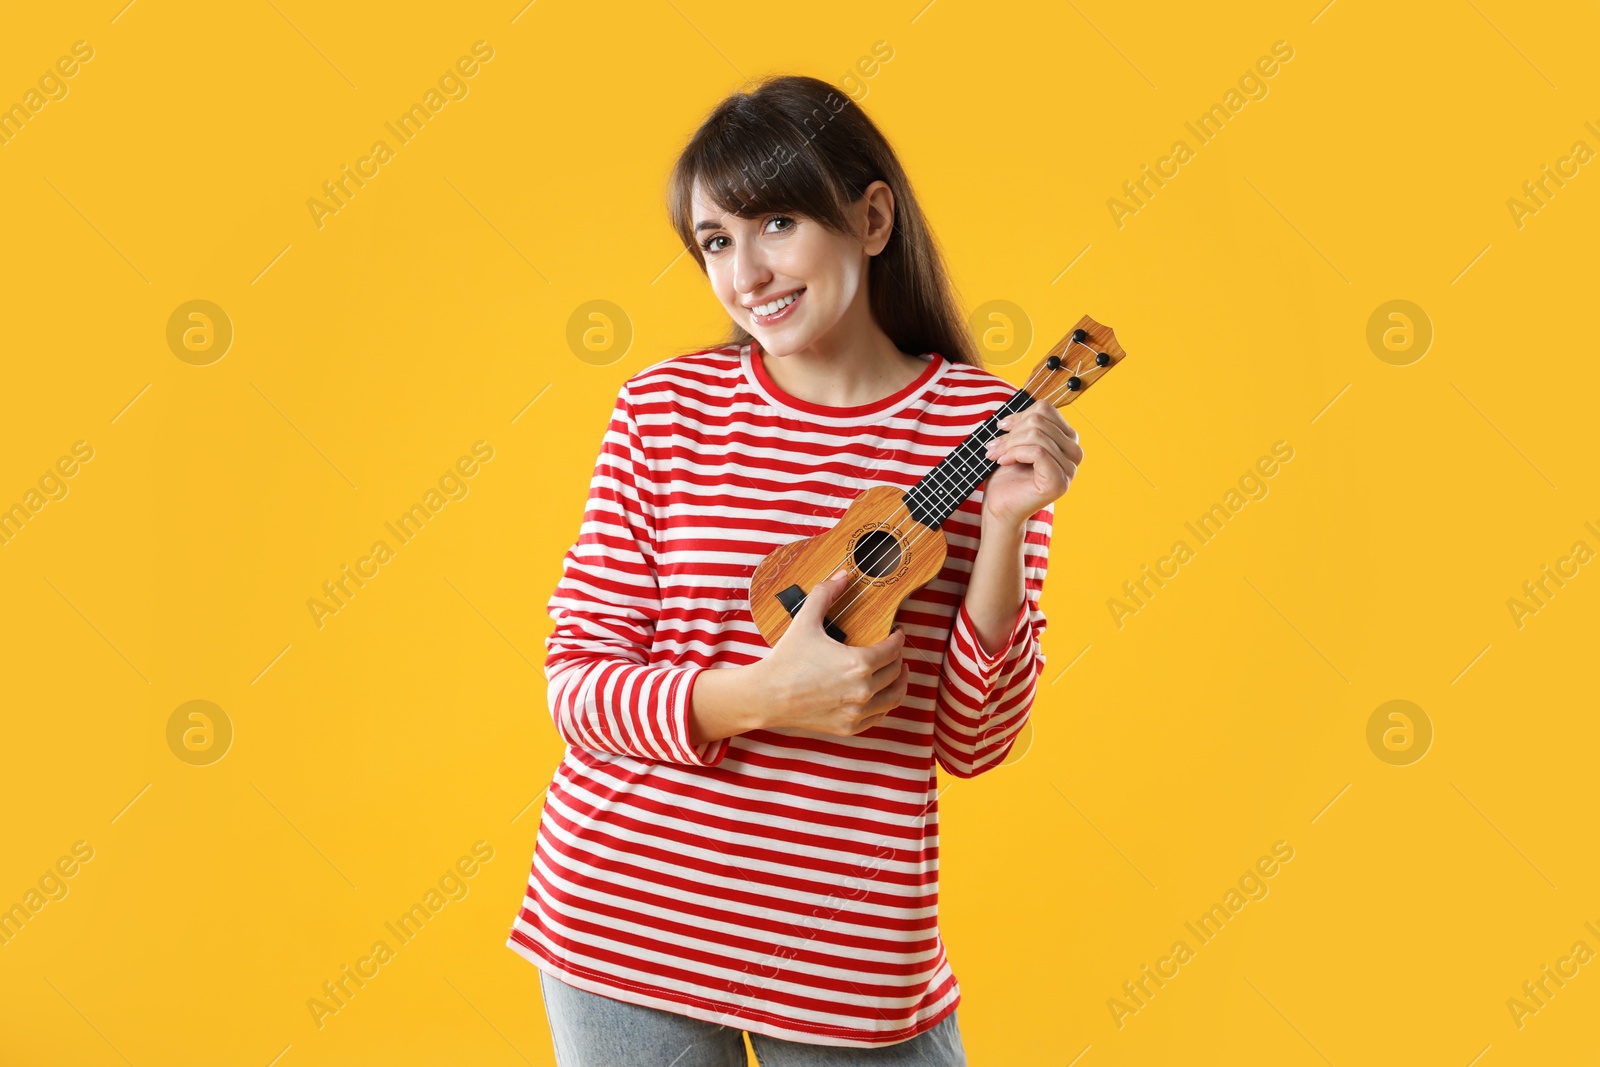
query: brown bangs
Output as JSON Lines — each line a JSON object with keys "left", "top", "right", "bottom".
{"left": 668, "top": 98, "right": 856, "bottom": 263}
{"left": 665, "top": 75, "right": 981, "bottom": 367}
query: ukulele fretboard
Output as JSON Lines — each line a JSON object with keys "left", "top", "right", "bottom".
{"left": 901, "top": 388, "right": 1039, "bottom": 529}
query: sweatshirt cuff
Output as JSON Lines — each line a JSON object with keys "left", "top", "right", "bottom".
{"left": 956, "top": 597, "right": 1029, "bottom": 678}
{"left": 674, "top": 667, "right": 731, "bottom": 767}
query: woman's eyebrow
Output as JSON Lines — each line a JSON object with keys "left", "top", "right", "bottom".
{"left": 694, "top": 220, "right": 724, "bottom": 232}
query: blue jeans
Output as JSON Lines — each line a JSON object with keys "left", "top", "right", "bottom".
{"left": 539, "top": 969, "right": 968, "bottom": 1066}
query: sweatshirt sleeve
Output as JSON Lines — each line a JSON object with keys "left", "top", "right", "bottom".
{"left": 542, "top": 382, "right": 730, "bottom": 768}
{"left": 933, "top": 501, "right": 1053, "bottom": 778}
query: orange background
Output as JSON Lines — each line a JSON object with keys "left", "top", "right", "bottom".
{"left": 1, "top": 1, "right": 1597, "bottom": 1064}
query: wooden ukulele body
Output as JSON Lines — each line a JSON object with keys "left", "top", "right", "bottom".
{"left": 749, "top": 485, "right": 947, "bottom": 648}
{"left": 748, "top": 314, "right": 1128, "bottom": 650}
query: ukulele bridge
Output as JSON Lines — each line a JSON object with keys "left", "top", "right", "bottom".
{"left": 774, "top": 585, "right": 849, "bottom": 644}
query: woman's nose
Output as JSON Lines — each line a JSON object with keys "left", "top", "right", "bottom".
{"left": 732, "top": 245, "right": 772, "bottom": 296}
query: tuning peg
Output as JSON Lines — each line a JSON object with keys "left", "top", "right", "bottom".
{"left": 1047, "top": 355, "right": 1062, "bottom": 369}
{"left": 1072, "top": 329, "right": 1088, "bottom": 343}
{"left": 1067, "top": 376, "right": 1083, "bottom": 391}
{"left": 1096, "top": 352, "right": 1111, "bottom": 366}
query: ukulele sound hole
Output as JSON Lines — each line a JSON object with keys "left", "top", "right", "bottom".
{"left": 852, "top": 529, "right": 904, "bottom": 579}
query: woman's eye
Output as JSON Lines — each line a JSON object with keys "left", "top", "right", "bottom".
{"left": 701, "top": 217, "right": 791, "bottom": 253}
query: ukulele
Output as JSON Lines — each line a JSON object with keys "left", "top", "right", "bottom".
{"left": 749, "top": 314, "right": 1129, "bottom": 648}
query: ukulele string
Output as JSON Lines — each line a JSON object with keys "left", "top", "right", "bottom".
{"left": 820, "top": 348, "right": 1090, "bottom": 629}
{"left": 814, "top": 341, "right": 1095, "bottom": 623}
{"left": 801, "top": 339, "right": 1098, "bottom": 634}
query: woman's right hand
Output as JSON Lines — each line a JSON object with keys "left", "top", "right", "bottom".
{"left": 754, "top": 568, "right": 911, "bottom": 737}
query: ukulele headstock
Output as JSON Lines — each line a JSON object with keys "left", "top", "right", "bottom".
{"left": 1025, "top": 315, "right": 1128, "bottom": 408}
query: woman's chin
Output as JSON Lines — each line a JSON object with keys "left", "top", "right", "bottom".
{"left": 752, "top": 330, "right": 805, "bottom": 358}
{"left": 753, "top": 316, "right": 830, "bottom": 357}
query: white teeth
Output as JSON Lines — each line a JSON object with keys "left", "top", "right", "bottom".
{"left": 753, "top": 291, "right": 800, "bottom": 316}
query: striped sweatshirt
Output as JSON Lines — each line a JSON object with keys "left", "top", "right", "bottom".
{"left": 507, "top": 341, "right": 1054, "bottom": 1047}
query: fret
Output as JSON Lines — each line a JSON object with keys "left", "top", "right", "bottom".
{"left": 898, "top": 319, "right": 1128, "bottom": 530}
{"left": 902, "top": 389, "right": 1037, "bottom": 528}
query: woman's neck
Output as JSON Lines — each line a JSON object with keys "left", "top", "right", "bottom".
{"left": 756, "top": 317, "right": 927, "bottom": 410}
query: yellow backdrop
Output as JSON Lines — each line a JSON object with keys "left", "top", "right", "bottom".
{"left": 2, "top": 1, "right": 1596, "bottom": 1064}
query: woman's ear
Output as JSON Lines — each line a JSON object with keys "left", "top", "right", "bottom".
{"left": 858, "top": 180, "right": 896, "bottom": 257}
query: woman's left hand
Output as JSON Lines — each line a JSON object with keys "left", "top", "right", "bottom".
{"left": 980, "top": 404, "right": 1084, "bottom": 531}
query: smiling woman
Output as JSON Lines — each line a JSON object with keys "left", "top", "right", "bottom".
{"left": 508, "top": 73, "right": 1077, "bottom": 1067}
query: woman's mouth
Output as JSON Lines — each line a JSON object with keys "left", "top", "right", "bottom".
{"left": 749, "top": 288, "right": 804, "bottom": 327}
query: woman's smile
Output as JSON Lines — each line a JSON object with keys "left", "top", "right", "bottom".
{"left": 748, "top": 287, "right": 805, "bottom": 327}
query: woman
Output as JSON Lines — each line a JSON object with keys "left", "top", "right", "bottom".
{"left": 507, "top": 74, "right": 1081, "bottom": 1065}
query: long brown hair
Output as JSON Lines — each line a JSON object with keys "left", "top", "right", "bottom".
{"left": 666, "top": 74, "right": 980, "bottom": 367}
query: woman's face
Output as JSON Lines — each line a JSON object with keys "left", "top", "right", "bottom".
{"left": 690, "top": 180, "right": 891, "bottom": 358}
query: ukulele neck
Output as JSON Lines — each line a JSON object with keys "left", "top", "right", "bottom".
{"left": 901, "top": 387, "right": 1041, "bottom": 529}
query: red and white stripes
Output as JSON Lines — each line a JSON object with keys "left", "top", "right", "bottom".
{"left": 508, "top": 343, "right": 1053, "bottom": 1047}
